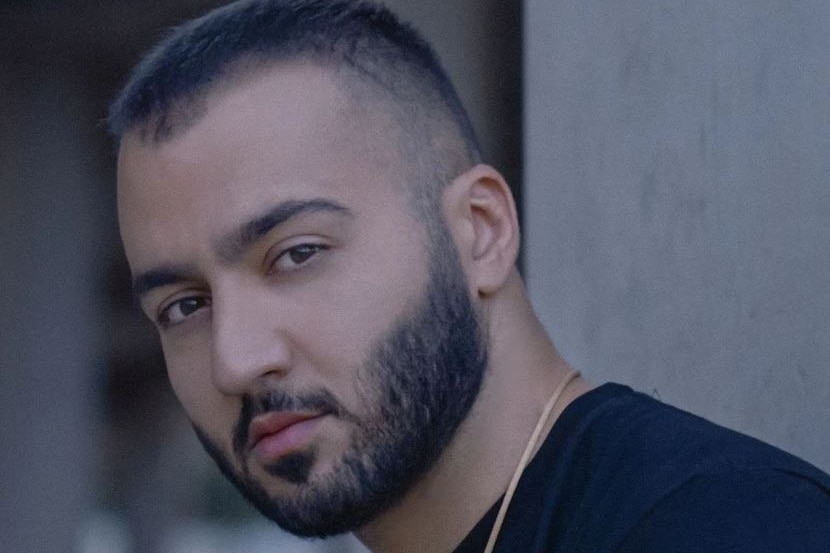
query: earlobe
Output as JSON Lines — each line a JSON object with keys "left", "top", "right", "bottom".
{"left": 444, "top": 164, "right": 520, "bottom": 296}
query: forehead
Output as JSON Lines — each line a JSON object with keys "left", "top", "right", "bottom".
{"left": 117, "top": 63, "right": 408, "bottom": 269}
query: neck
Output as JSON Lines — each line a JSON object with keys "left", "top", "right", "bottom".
{"left": 355, "top": 274, "right": 591, "bottom": 553}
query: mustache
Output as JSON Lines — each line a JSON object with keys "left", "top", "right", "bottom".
{"left": 232, "top": 388, "right": 347, "bottom": 459}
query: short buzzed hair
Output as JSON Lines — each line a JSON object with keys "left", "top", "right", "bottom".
{"left": 109, "top": 0, "right": 481, "bottom": 214}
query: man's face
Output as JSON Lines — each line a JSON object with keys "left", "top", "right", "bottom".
{"left": 117, "top": 65, "right": 486, "bottom": 536}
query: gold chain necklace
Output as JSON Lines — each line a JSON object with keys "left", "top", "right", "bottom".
{"left": 483, "top": 370, "right": 581, "bottom": 553}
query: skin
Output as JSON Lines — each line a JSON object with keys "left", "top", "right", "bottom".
{"left": 118, "top": 62, "right": 591, "bottom": 553}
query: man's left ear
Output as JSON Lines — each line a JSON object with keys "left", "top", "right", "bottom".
{"left": 442, "top": 164, "right": 520, "bottom": 296}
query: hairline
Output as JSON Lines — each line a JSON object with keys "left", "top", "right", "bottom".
{"left": 121, "top": 55, "right": 473, "bottom": 223}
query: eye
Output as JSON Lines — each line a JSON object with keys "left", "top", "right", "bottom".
{"left": 158, "top": 295, "right": 211, "bottom": 328}
{"left": 271, "top": 243, "right": 327, "bottom": 272}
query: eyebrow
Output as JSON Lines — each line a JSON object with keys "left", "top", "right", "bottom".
{"left": 132, "top": 265, "right": 197, "bottom": 301}
{"left": 131, "top": 198, "right": 352, "bottom": 301}
{"left": 214, "top": 198, "right": 353, "bottom": 263}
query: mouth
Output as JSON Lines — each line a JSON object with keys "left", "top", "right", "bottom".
{"left": 247, "top": 411, "right": 329, "bottom": 463}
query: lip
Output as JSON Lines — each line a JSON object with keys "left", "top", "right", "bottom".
{"left": 247, "top": 411, "right": 327, "bottom": 462}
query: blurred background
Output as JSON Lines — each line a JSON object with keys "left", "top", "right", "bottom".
{"left": 1, "top": 1, "right": 828, "bottom": 552}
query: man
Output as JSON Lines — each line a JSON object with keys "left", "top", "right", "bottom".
{"left": 111, "top": 1, "right": 830, "bottom": 552}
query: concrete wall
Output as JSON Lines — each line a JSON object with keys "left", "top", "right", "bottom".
{"left": 525, "top": 0, "right": 830, "bottom": 472}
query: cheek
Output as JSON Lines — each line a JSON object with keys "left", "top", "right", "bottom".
{"left": 295, "top": 228, "right": 430, "bottom": 376}
{"left": 162, "top": 336, "right": 231, "bottom": 435}
{"left": 287, "top": 270, "right": 410, "bottom": 398}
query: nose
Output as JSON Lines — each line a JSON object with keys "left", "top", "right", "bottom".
{"left": 210, "top": 286, "right": 292, "bottom": 396}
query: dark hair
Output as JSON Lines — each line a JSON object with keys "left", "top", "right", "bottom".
{"left": 109, "top": 0, "right": 481, "bottom": 207}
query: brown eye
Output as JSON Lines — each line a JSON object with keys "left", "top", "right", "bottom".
{"left": 272, "top": 244, "right": 327, "bottom": 272}
{"left": 288, "top": 244, "right": 319, "bottom": 264}
{"left": 159, "top": 296, "right": 211, "bottom": 327}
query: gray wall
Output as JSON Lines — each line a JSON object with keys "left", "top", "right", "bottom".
{"left": 525, "top": 0, "right": 830, "bottom": 472}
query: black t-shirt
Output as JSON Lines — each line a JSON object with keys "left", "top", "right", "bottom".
{"left": 454, "top": 384, "right": 830, "bottom": 553}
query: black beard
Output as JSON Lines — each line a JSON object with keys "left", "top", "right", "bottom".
{"left": 193, "top": 221, "right": 488, "bottom": 537}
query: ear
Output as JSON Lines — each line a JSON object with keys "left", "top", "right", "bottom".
{"left": 442, "top": 164, "right": 520, "bottom": 296}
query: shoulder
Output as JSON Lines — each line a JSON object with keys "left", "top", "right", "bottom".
{"left": 555, "top": 384, "right": 830, "bottom": 553}
{"left": 614, "top": 467, "right": 830, "bottom": 552}
{"left": 572, "top": 384, "right": 829, "bottom": 485}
